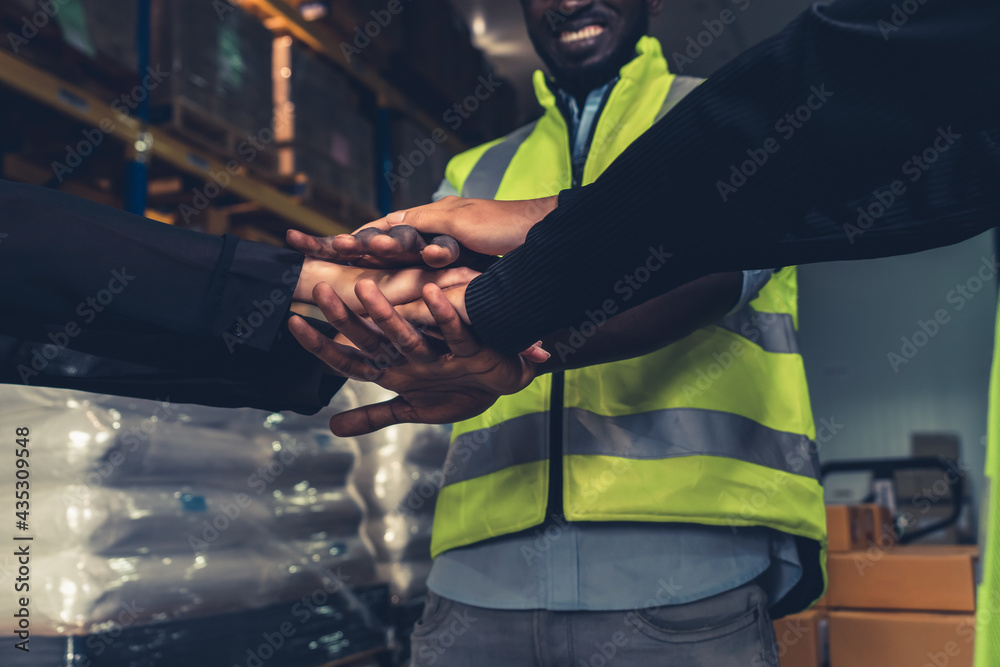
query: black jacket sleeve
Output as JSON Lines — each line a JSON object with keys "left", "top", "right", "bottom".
{"left": 466, "top": 0, "right": 1000, "bottom": 353}
{"left": 0, "top": 179, "right": 345, "bottom": 413}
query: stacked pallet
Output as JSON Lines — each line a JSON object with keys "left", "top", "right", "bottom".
{"left": 0, "top": 386, "right": 386, "bottom": 667}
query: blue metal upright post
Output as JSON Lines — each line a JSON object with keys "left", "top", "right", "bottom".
{"left": 124, "top": 0, "right": 151, "bottom": 215}
{"left": 375, "top": 105, "right": 393, "bottom": 216}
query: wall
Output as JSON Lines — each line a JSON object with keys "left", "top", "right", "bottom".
{"left": 797, "top": 230, "right": 996, "bottom": 541}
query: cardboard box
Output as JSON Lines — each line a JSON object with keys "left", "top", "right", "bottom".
{"left": 826, "top": 545, "right": 978, "bottom": 612}
{"left": 774, "top": 610, "right": 828, "bottom": 667}
{"left": 857, "top": 503, "right": 896, "bottom": 549}
{"left": 829, "top": 610, "right": 975, "bottom": 667}
{"left": 825, "top": 505, "right": 869, "bottom": 552}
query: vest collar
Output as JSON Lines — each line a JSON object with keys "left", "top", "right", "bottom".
{"left": 532, "top": 36, "right": 668, "bottom": 114}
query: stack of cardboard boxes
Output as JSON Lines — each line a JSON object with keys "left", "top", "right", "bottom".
{"left": 775, "top": 504, "right": 978, "bottom": 667}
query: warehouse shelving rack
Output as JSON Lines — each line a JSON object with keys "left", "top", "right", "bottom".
{"left": 0, "top": 48, "right": 350, "bottom": 235}
{"left": 0, "top": 0, "right": 468, "bottom": 240}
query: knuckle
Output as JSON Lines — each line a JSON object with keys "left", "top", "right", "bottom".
{"left": 397, "top": 333, "right": 424, "bottom": 354}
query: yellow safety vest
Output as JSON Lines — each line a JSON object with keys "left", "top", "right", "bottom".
{"left": 975, "top": 298, "right": 999, "bottom": 666}
{"left": 432, "top": 37, "right": 828, "bottom": 615}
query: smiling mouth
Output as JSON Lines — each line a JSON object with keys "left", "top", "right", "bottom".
{"left": 559, "top": 24, "right": 605, "bottom": 44}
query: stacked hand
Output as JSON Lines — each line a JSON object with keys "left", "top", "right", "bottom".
{"left": 288, "top": 280, "right": 540, "bottom": 436}
{"left": 287, "top": 195, "right": 557, "bottom": 269}
{"left": 288, "top": 195, "right": 558, "bottom": 432}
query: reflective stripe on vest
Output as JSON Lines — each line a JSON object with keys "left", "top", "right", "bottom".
{"left": 442, "top": 407, "right": 820, "bottom": 489}
{"left": 461, "top": 122, "right": 538, "bottom": 199}
{"left": 655, "top": 75, "right": 704, "bottom": 122}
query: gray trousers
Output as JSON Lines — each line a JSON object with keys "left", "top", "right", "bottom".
{"left": 409, "top": 581, "right": 779, "bottom": 666}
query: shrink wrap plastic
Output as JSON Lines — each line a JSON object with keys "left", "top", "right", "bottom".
{"left": 349, "top": 383, "right": 451, "bottom": 600}
{"left": 0, "top": 385, "right": 384, "bottom": 658}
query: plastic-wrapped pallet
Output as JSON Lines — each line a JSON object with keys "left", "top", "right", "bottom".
{"left": 0, "top": 385, "right": 385, "bottom": 665}
{"left": 150, "top": 0, "right": 275, "bottom": 153}
{"left": 348, "top": 382, "right": 451, "bottom": 601}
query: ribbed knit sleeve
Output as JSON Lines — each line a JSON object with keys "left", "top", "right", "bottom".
{"left": 467, "top": 0, "right": 1000, "bottom": 353}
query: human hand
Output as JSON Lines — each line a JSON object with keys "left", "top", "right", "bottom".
{"left": 287, "top": 195, "right": 557, "bottom": 268}
{"left": 287, "top": 280, "right": 539, "bottom": 436}
{"left": 287, "top": 226, "right": 465, "bottom": 269}
{"left": 292, "top": 257, "right": 478, "bottom": 315}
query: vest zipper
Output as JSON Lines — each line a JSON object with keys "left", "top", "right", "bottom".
{"left": 547, "top": 370, "right": 565, "bottom": 520}
{"left": 545, "top": 82, "right": 615, "bottom": 522}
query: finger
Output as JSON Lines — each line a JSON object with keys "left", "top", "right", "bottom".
{"left": 343, "top": 227, "right": 386, "bottom": 257}
{"left": 386, "top": 207, "right": 453, "bottom": 237}
{"left": 421, "top": 235, "right": 461, "bottom": 268}
{"left": 288, "top": 315, "right": 384, "bottom": 381}
{"left": 422, "top": 284, "right": 481, "bottom": 357}
{"left": 311, "top": 282, "right": 391, "bottom": 360}
{"left": 329, "top": 233, "right": 369, "bottom": 258}
{"left": 382, "top": 225, "right": 427, "bottom": 256}
{"left": 520, "top": 342, "right": 551, "bottom": 364}
{"left": 394, "top": 299, "right": 437, "bottom": 328}
{"left": 287, "top": 229, "right": 341, "bottom": 260}
{"left": 355, "top": 279, "right": 439, "bottom": 363}
{"left": 329, "top": 397, "right": 416, "bottom": 436}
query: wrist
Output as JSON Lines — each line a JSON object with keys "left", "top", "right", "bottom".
{"left": 294, "top": 258, "right": 341, "bottom": 302}
{"left": 448, "top": 284, "right": 470, "bottom": 325}
{"left": 521, "top": 196, "right": 557, "bottom": 237}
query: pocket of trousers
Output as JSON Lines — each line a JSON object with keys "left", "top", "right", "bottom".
{"left": 410, "top": 591, "right": 456, "bottom": 639}
{"left": 632, "top": 602, "right": 761, "bottom": 644}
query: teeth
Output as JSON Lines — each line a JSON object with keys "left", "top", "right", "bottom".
{"left": 560, "top": 25, "right": 604, "bottom": 43}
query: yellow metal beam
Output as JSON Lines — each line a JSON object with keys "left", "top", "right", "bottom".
{"left": 239, "top": 0, "right": 467, "bottom": 153}
{"left": 0, "top": 51, "right": 352, "bottom": 237}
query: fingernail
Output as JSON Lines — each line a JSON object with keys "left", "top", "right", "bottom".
{"left": 387, "top": 211, "right": 405, "bottom": 224}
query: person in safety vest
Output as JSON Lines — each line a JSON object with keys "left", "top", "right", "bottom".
{"left": 311, "top": 0, "right": 826, "bottom": 664}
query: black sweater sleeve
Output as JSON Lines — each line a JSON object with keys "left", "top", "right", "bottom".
{"left": 466, "top": 0, "right": 1000, "bottom": 353}
{"left": 0, "top": 179, "right": 345, "bottom": 413}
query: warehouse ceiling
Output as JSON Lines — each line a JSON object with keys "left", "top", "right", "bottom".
{"left": 450, "top": 0, "right": 817, "bottom": 124}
